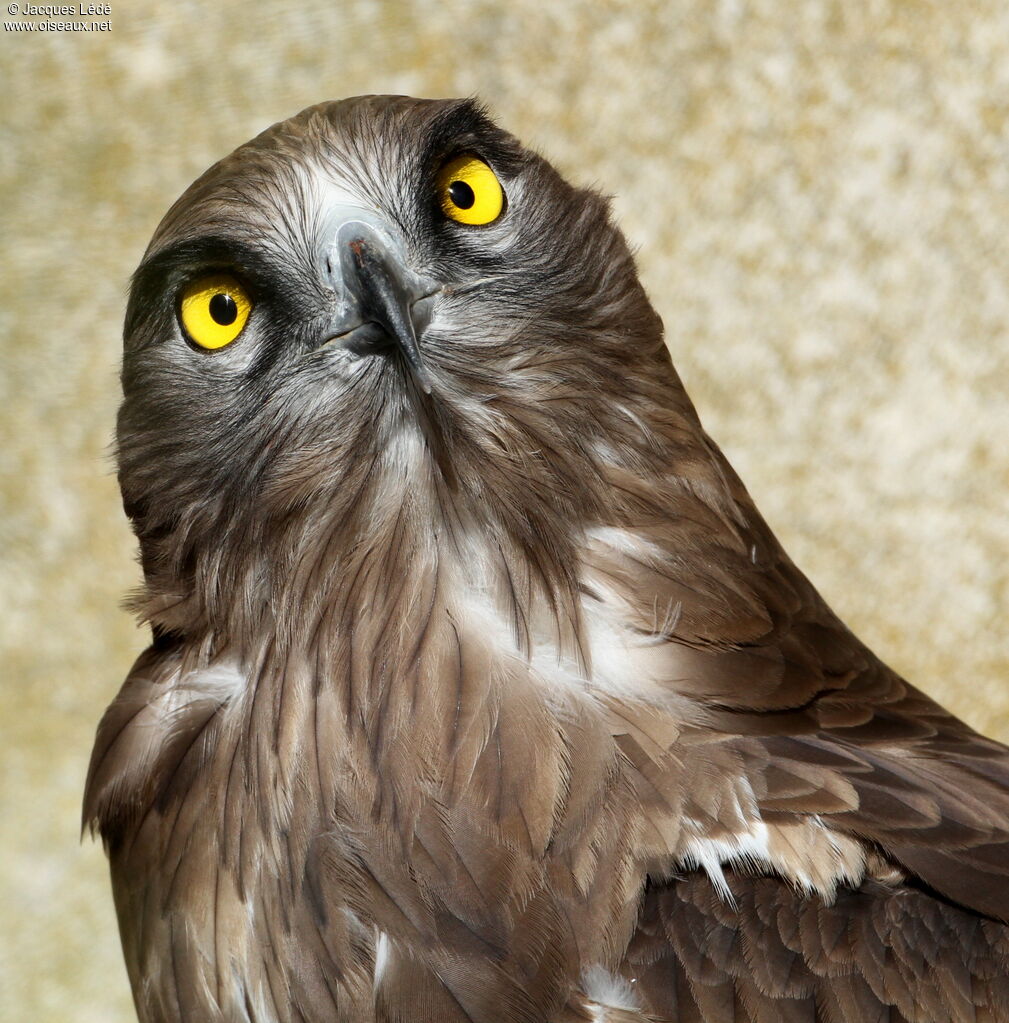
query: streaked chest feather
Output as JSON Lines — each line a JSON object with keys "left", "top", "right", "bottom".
{"left": 104, "top": 524, "right": 875, "bottom": 1022}
{"left": 149, "top": 523, "right": 874, "bottom": 894}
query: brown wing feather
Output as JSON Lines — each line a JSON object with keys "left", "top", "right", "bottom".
{"left": 591, "top": 430, "right": 1009, "bottom": 924}
{"left": 625, "top": 869, "right": 1009, "bottom": 1023}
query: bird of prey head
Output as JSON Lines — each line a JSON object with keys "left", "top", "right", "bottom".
{"left": 85, "top": 96, "right": 1009, "bottom": 1023}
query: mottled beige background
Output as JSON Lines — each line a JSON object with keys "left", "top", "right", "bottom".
{"left": 2, "top": 0, "right": 1007, "bottom": 1019}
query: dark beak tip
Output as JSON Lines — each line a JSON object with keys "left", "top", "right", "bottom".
{"left": 346, "top": 235, "right": 432, "bottom": 389}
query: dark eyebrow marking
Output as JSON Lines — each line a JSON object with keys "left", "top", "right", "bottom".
{"left": 125, "top": 235, "right": 318, "bottom": 340}
{"left": 421, "top": 99, "right": 525, "bottom": 180}
{"left": 125, "top": 236, "right": 261, "bottom": 339}
{"left": 133, "top": 236, "right": 276, "bottom": 289}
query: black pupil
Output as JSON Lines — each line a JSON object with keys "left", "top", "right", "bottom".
{"left": 209, "top": 292, "right": 238, "bottom": 326}
{"left": 448, "top": 180, "right": 475, "bottom": 210}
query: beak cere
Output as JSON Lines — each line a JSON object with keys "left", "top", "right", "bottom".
{"left": 347, "top": 238, "right": 432, "bottom": 393}
{"left": 321, "top": 218, "right": 434, "bottom": 395}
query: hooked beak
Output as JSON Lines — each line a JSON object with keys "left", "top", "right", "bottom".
{"left": 346, "top": 237, "right": 432, "bottom": 393}
{"left": 318, "top": 215, "right": 437, "bottom": 394}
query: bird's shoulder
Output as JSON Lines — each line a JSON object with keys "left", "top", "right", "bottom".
{"left": 82, "top": 642, "right": 241, "bottom": 845}
{"left": 580, "top": 447, "right": 1009, "bottom": 922}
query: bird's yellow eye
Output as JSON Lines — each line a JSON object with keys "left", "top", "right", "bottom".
{"left": 178, "top": 274, "right": 252, "bottom": 350}
{"left": 437, "top": 155, "right": 504, "bottom": 225}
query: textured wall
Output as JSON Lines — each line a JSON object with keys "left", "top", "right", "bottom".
{"left": 1, "top": 1, "right": 1007, "bottom": 1019}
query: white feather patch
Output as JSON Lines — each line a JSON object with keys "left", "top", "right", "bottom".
{"left": 373, "top": 931, "right": 390, "bottom": 990}
{"left": 582, "top": 965, "right": 642, "bottom": 1017}
{"left": 171, "top": 661, "right": 247, "bottom": 706}
{"left": 680, "top": 811, "right": 869, "bottom": 904}
{"left": 680, "top": 820, "right": 772, "bottom": 904}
